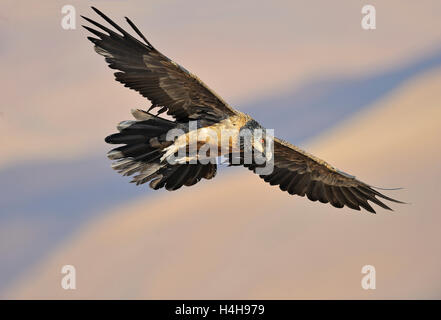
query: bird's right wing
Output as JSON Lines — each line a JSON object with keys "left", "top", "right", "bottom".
{"left": 82, "top": 7, "right": 238, "bottom": 124}
{"left": 241, "top": 137, "right": 404, "bottom": 213}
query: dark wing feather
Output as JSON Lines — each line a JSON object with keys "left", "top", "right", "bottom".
{"left": 251, "top": 137, "right": 404, "bottom": 213}
{"left": 82, "top": 7, "right": 237, "bottom": 124}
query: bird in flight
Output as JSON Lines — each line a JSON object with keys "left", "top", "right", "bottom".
{"left": 82, "top": 7, "right": 403, "bottom": 213}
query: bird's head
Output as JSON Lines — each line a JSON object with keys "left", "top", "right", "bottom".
{"left": 239, "top": 118, "right": 268, "bottom": 157}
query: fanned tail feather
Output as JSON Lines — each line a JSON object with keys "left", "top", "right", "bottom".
{"left": 105, "top": 109, "right": 216, "bottom": 191}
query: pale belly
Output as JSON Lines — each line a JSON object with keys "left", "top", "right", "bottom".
{"left": 161, "top": 118, "right": 242, "bottom": 163}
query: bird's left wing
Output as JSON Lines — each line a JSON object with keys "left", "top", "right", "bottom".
{"left": 247, "top": 137, "right": 404, "bottom": 213}
{"left": 82, "top": 7, "right": 237, "bottom": 123}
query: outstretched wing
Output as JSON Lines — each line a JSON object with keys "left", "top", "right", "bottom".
{"left": 82, "top": 7, "right": 237, "bottom": 124}
{"left": 246, "top": 137, "right": 404, "bottom": 213}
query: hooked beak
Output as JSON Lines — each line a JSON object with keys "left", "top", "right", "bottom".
{"left": 254, "top": 140, "right": 265, "bottom": 154}
{"left": 254, "top": 138, "right": 274, "bottom": 162}
{"left": 265, "top": 148, "right": 273, "bottom": 161}
{"left": 254, "top": 140, "right": 273, "bottom": 162}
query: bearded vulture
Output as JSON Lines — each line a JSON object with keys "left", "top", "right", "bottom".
{"left": 82, "top": 7, "right": 404, "bottom": 213}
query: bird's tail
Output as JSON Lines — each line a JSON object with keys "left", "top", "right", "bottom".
{"left": 105, "top": 109, "right": 216, "bottom": 190}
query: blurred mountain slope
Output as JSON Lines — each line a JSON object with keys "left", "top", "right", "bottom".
{"left": 2, "top": 0, "right": 441, "bottom": 168}
{"left": 2, "top": 48, "right": 441, "bottom": 292}
{"left": 7, "top": 66, "right": 441, "bottom": 299}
